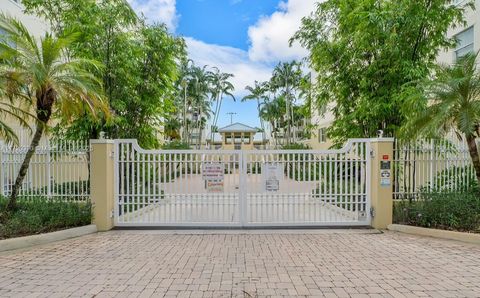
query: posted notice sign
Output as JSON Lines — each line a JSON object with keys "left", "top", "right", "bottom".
{"left": 202, "top": 163, "right": 225, "bottom": 181}
{"left": 207, "top": 180, "right": 224, "bottom": 192}
{"left": 262, "top": 163, "right": 283, "bottom": 192}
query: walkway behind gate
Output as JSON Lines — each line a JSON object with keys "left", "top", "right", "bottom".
{"left": 114, "top": 139, "right": 371, "bottom": 227}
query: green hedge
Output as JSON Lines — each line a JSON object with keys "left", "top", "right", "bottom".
{"left": 0, "top": 197, "right": 92, "bottom": 239}
{"left": 393, "top": 191, "right": 480, "bottom": 233}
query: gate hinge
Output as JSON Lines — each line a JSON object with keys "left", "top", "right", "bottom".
{"left": 370, "top": 207, "right": 375, "bottom": 217}
{"left": 110, "top": 209, "right": 114, "bottom": 218}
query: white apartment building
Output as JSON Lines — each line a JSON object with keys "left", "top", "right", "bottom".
{"left": 309, "top": 0, "right": 479, "bottom": 149}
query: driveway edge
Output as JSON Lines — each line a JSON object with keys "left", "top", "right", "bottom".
{"left": 0, "top": 224, "right": 97, "bottom": 252}
{"left": 388, "top": 224, "right": 480, "bottom": 245}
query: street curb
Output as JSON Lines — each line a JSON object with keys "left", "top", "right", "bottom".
{"left": 0, "top": 224, "right": 97, "bottom": 252}
{"left": 388, "top": 224, "right": 480, "bottom": 245}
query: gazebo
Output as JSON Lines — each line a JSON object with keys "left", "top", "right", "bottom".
{"left": 208, "top": 122, "right": 268, "bottom": 150}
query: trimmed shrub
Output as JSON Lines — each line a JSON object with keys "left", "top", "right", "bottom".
{"left": 393, "top": 191, "right": 480, "bottom": 233}
{"left": 0, "top": 197, "right": 92, "bottom": 239}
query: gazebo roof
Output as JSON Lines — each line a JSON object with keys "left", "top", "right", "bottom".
{"left": 218, "top": 122, "right": 258, "bottom": 133}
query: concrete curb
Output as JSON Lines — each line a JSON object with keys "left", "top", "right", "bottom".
{"left": 388, "top": 224, "right": 480, "bottom": 245}
{"left": 0, "top": 224, "right": 97, "bottom": 252}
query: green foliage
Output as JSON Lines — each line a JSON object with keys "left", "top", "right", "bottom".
{"left": 28, "top": 181, "right": 90, "bottom": 199}
{"left": 161, "top": 141, "right": 191, "bottom": 150}
{"left": 0, "top": 13, "right": 107, "bottom": 210}
{"left": 293, "top": 0, "right": 471, "bottom": 145}
{"left": 422, "top": 165, "right": 478, "bottom": 193}
{"left": 400, "top": 53, "right": 480, "bottom": 185}
{"left": 0, "top": 197, "right": 92, "bottom": 239}
{"left": 23, "top": 0, "right": 187, "bottom": 149}
{"left": 281, "top": 143, "right": 311, "bottom": 150}
{"left": 393, "top": 191, "right": 480, "bottom": 232}
{"left": 401, "top": 53, "right": 480, "bottom": 138}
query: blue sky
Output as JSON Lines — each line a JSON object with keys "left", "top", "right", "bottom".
{"left": 127, "top": 0, "right": 317, "bottom": 128}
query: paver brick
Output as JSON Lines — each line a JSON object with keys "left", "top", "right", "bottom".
{"left": 0, "top": 230, "right": 479, "bottom": 297}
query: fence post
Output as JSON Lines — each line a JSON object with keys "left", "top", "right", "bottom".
{"left": 370, "top": 138, "right": 394, "bottom": 230}
{"left": 46, "top": 139, "right": 51, "bottom": 198}
{"left": 0, "top": 141, "right": 4, "bottom": 197}
{"left": 90, "top": 139, "right": 115, "bottom": 231}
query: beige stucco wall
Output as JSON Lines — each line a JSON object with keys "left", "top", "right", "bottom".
{"left": 309, "top": 102, "right": 335, "bottom": 150}
{"left": 437, "top": 0, "right": 479, "bottom": 65}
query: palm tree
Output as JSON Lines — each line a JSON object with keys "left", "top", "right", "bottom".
{"left": 0, "top": 14, "right": 107, "bottom": 211}
{"left": 403, "top": 52, "right": 480, "bottom": 186}
{"left": 176, "top": 59, "right": 194, "bottom": 142}
{"left": 271, "top": 61, "right": 302, "bottom": 144}
{"left": 0, "top": 98, "right": 35, "bottom": 145}
{"left": 210, "top": 68, "right": 235, "bottom": 143}
{"left": 243, "top": 81, "right": 268, "bottom": 143}
{"left": 260, "top": 95, "right": 286, "bottom": 148}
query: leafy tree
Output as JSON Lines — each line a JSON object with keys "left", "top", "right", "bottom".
{"left": 402, "top": 53, "right": 480, "bottom": 186}
{"left": 23, "top": 0, "right": 186, "bottom": 148}
{"left": 0, "top": 14, "right": 106, "bottom": 211}
{"left": 293, "top": 0, "right": 472, "bottom": 145}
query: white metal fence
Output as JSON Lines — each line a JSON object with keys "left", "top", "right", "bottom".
{"left": 393, "top": 138, "right": 475, "bottom": 200}
{"left": 1, "top": 140, "right": 90, "bottom": 201}
{"left": 114, "top": 139, "right": 371, "bottom": 227}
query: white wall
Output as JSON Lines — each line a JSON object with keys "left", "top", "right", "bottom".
{"left": 1, "top": 0, "right": 49, "bottom": 38}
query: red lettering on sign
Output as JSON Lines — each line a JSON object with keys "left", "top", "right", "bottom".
{"left": 382, "top": 155, "right": 389, "bottom": 160}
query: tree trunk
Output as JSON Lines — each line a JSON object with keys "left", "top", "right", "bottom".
{"left": 466, "top": 135, "right": 480, "bottom": 187}
{"left": 6, "top": 122, "right": 45, "bottom": 211}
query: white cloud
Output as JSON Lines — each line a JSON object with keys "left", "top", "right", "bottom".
{"left": 247, "top": 0, "right": 318, "bottom": 62}
{"left": 185, "top": 37, "right": 273, "bottom": 97}
{"left": 127, "top": 0, "right": 178, "bottom": 31}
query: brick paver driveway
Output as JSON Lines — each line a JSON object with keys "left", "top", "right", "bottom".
{"left": 1, "top": 230, "right": 479, "bottom": 297}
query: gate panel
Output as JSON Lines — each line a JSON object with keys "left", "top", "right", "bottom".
{"left": 114, "top": 139, "right": 371, "bottom": 227}
{"left": 244, "top": 140, "right": 371, "bottom": 226}
{"left": 114, "top": 140, "right": 241, "bottom": 226}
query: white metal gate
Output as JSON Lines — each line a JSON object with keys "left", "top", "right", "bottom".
{"left": 114, "top": 139, "right": 371, "bottom": 227}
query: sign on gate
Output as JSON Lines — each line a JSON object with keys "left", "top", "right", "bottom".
{"left": 207, "top": 180, "right": 224, "bottom": 192}
{"left": 262, "top": 163, "right": 283, "bottom": 192}
{"left": 202, "top": 163, "right": 224, "bottom": 181}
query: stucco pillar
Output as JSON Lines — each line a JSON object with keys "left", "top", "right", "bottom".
{"left": 370, "top": 138, "right": 394, "bottom": 230}
{"left": 90, "top": 139, "right": 115, "bottom": 231}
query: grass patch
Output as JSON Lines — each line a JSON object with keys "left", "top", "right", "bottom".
{"left": 0, "top": 197, "right": 91, "bottom": 239}
{"left": 393, "top": 190, "right": 480, "bottom": 233}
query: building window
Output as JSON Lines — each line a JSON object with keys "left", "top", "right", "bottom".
{"left": 318, "top": 128, "right": 327, "bottom": 144}
{"left": 454, "top": 26, "right": 474, "bottom": 60}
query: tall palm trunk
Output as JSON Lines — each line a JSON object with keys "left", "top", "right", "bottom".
{"left": 257, "top": 99, "right": 265, "bottom": 147}
{"left": 211, "top": 93, "right": 223, "bottom": 144}
{"left": 6, "top": 89, "right": 54, "bottom": 212}
{"left": 466, "top": 134, "right": 480, "bottom": 187}
{"left": 6, "top": 121, "right": 45, "bottom": 211}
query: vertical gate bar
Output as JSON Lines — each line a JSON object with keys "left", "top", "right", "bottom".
{"left": 113, "top": 141, "right": 119, "bottom": 225}
{"left": 366, "top": 141, "right": 372, "bottom": 224}
{"left": 239, "top": 151, "right": 245, "bottom": 226}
